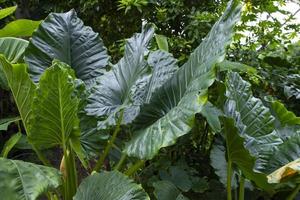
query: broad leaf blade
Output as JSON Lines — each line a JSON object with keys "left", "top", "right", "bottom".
{"left": 0, "top": 158, "right": 61, "bottom": 200}
{"left": 222, "top": 117, "right": 273, "bottom": 191}
{"left": 225, "top": 72, "right": 275, "bottom": 137}
{"left": 124, "top": 0, "right": 242, "bottom": 160}
{"left": 0, "top": 56, "right": 36, "bottom": 133}
{"left": 0, "top": 19, "right": 41, "bottom": 37}
{"left": 28, "top": 61, "right": 79, "bottom": 149}
{"left": 144, "top": 50, "right": 178, "bottom": 103}
{"left": 0, "top": 37, "right": 28, "bottom": 89}
{"left": 86, "top": 25, "right": 155, "bottom": 128}
{"left": 0, "top": 37, "right": 28, "bottom": 63}
{"left": 74, "top": 171, "right": 149, "bottom": 200}
{"left": 25, "top": 10, "right": 109, "bottom": 84}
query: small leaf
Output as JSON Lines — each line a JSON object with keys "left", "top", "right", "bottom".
{"left": 200, "top": 102, "right": 223, "bottom": 132}
{"left": 217, "top": 60, "right": 257, "bottom": 74}
{"left": 271, "top": 100, "right": 300, "bottom": 126}
{"left": 0, "top": 6, "right": 17, "bottom": 20}
{"left": 0, "top": 116, "right": 20, "bottom": 131}
{"left": 155, "top": 34, "right": 169, "bottom": 52}
{"left": 1, "top": 132, "right": 22, "bottom": 158}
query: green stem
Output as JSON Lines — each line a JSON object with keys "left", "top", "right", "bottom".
{"left": 114, "top": 154, "right": 127, "bottom": 171}
{"left": 287, "top": 184, "right": 300, "bottom": 200}
{"left": 239, "top": 174, "right": 245, "bottom": 200}
{"left": 125, "top": 160, "right": 145, "bottom": 176}
{"left": 227, "top": 161, "right": 233, "bottom": 200}
{"left": 63, "top": 147, "right": 77, "bottom": 200}
{"left": 94, "top": 110, "right": 124, "bottom": 172}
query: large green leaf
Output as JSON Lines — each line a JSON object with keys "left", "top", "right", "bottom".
{"left": 255, "top": 126, "right": 300, "bottom": 183}
{"left": 222, "top": 117, "right": 273, "bottom": 191}
{"left": 0, "top": 37, "right": 28, "bottom": 89}
{"left": 124, "top": 0, "right": 242, "bottom": 160}
{"left": 28, "top": 61, "right": 79, "bottom": 149}
{"left": 24, "top": 9, "right": 109, "bottom": 84}
{"left": 225, "top": 72, "right": 283, "bottom": 169}
{"left": 225, "top": 71, "right": 275, "bottom": 138}
{"left": 0, "top": 6, "right": 17, "bottom": 20}
{"left": 86, "top": 26, "right": 178, "bottom": 129}
{"left": 155, "top": 34, "right": 169, "bottom": 52}
{"left": 0, "top": 37, "right": 28, "bottom": 63}
{"left": 0, "top": 19, "right": 41, "bottom": 37}
{"left": 73, "top": 171, "right": 149, "bottom": 200}
{"left": 0, "top": 158, "right": 61, "bottom": 200}
{"left": 0, "top": 56, "right": 36, "bottom": 133}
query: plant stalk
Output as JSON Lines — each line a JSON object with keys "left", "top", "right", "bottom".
{"left": 114, "top": 153, "right": 127, "bottom": 171}
{"left": 125, "top": 160, "right": 145, "bottom": 176}
{"left": 62, "top": 147, "right": 77, "bottom": 200}
{"left": 227, "top": 161, "right": 233, "bottom": 200}
{"left": 239, "top": 174, "right": 245, "bottom": 200}
{"left": 94, "top": 110, "right": 124, "bottom": 172}
{"left": 287, "top": 184, "right": 300, "bottom": 200}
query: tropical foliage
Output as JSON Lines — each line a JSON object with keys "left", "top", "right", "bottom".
{"left": 0, "top": 0, "right": 299, "bottom": 200}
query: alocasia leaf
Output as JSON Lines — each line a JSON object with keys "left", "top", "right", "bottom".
{"left": 0, "top": 37, "right": 28, "bottom": 89}
{"left": 0, "top": 158, "right": 61, "bottom": 200}
{"left": 27, "top": 61, "right": 79, "bottom": 149}
{"left": 24, "top": 9, "right": 109, "bottom": 84}
{"left": 124, "top": 0, "right": 242, "bottom": 160}
{"left": 222, "top": 117, "right": 273, "bottom": 191}
{"left": 73, "top": 171, "right": 149, "bottom": 200}
{"left": 86, "top": 25, "right": 155, "bottom": 128}
{"left": 0, "top": 56, "right": 36, "bottom": 133}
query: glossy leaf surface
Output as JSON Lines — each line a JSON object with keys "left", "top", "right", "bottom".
{"left": 124, "top": 0, "right": 242, "bottom": 160}
{"left": 25, "top": 10, "right": 109, "bottom": 84}
{"left": 74, "top": 171, "right": 149, "bottom": 200}
{"left": 0, "top": 158, "right": 61, "bottom": 200}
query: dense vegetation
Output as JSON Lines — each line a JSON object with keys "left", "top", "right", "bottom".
{"left": 0, "top": 0, "right": 299, "bottom": 199}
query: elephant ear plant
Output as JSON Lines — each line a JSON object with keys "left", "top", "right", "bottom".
{"left": 210, "top": 72, "right": 300, "bottom": 200}
{"left": 0, "top": 0, "right": 241, "bottom": 199}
